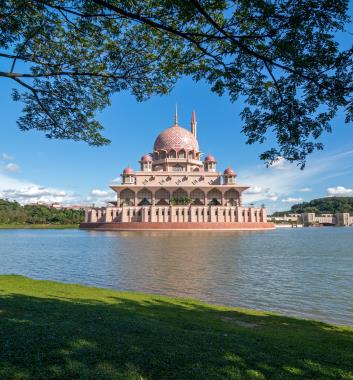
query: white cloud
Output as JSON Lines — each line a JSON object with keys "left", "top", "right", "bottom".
{"left": 0, "top": 173, "right": 75, "bottom": 205}
{"left": 111, "top": 177, "right": 122, "bottom": 183}
{"left": 281, "top": 197, "right": 303, "bottom": 203}
{"left": 299, "top": 187, "right": 312, "bottom": 192}
{"left": 267, "top": 193, "right": 279, "bottom": 201}
{"left": 269, "top": 156, "right": 287, "bottom": 170}
{"left": 327, "top": 186, "right": 353, "bottom": 196}
{"left": 4, "top": 163, "right": 20, "bottom": 172}
{"left": 2, "top": 153, "right": 14, "bottom": 160}
{"left": 240, "top": 149, "right": 353, "bottom": 208}
{"left": 86, "top": 188, "right": 115, "bottom": 205}
{"left": 0, "top": 185, "right": 72, "bottom": 204}
{"left": 90, "top": 189, "right": 109, "bottom": 197}
{"left": 245, "top": 186, "right": 264, "bottom": 194}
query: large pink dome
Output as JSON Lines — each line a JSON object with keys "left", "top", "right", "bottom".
{"left": 154, "top": 125, "right": 199, "bottom": 152}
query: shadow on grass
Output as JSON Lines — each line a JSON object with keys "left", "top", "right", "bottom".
{"left": 0, "top": 292, "right": 352, "bottom": 380}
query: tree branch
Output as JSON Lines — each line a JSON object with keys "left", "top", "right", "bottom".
{"left": 10, "top": 77, "right": 60, "bottom": 128}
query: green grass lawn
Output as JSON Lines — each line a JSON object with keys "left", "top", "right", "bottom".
{"left": 0, "top": 276, "right": 352, "bottom": 380}
{"left": 0, "top": 224, "right": 79, "bottom": 229}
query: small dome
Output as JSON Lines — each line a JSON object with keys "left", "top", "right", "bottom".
{"left": 154, "top": 125, "right": 199, "bottom": 152}
{"left": 224, "top": 167, "right": 236, "bottom": 175}
{"left": 140, "top": 154, "right": 152, "bottom": 162}
{"left": 123, "top": 167, "right": 134, "bottom": 174}
{"left": 204, "top": 155, "right": 216, "bottom": 162}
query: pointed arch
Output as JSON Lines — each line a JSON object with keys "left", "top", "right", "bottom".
{"left": 171, "top": 188, "right": 189, "bottom": 205}
{"left": 155, "top": 188, "right": 170, "bottom": 205}
{"left": 207, "top": 188, "right": 222, "bottom": 205}
{"left": 168, "top": 149, "right": 176, "bottom": 158}
{"left": 190, "top": 188, "right": 205, "bottom": 205}
{"left": 120, "top": 188, "right": 135, "bottom": 206}
{"left": 178, "top": 149, "right": 186, "bottom": 159}
{"left": 172, "top": 188, "right": 188, "bottom": 198}
{"left": 137, "top": 188, "right": 152, "bottom": 206}
{"left": 172, "top": 164, "right": 183, "bottom": 171}
{"left": 225, "top": 189, "right": 239, "bottom": 206}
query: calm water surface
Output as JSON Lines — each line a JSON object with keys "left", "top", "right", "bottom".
{"left": 0, "top": 228, "right": 352, "bottom": 326}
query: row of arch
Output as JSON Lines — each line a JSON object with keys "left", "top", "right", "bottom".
{"left": 119, "top": 188, "right": 240, "bottom": 206}
{"left": 154, "top": 150, "right": 200, "bottom": 160}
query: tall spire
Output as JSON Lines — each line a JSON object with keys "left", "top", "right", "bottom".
{"left": 174, "top": 104, "right": 178, "bottom": 126}
{"left": 191, "top": 110, "right": 197, "bottom": 138}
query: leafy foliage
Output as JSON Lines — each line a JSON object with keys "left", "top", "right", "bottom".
{"left": 0, "top": 199, "right": 84, "bottom": 224}
{"left": 1, "top": 1, "right": 353, "bottom": 166}
{"left": 273, "top": 197, "right": 353, "bottom": 216}
{"left": 170, "top": 196, "right": 192, "bottom": 205}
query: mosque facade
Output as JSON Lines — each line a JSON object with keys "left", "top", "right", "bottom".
{"left": 81, "top": 110, "right": 274, "bottom": 230}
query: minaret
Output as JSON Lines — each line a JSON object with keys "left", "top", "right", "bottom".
{"left": 174, "top": 104, "right": 178, "bottom": 126}
{"left": 191, "top": 110, "right": 197, "bottom": 138}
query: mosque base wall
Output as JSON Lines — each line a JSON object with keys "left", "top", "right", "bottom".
{"left": 80, "top": 222, "right": 275, "bottom": 231}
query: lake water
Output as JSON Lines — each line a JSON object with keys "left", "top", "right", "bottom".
{"left": 0, "top": 228, "right": 352, "bottom": 326}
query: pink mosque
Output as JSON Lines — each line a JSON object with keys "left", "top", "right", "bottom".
{"left": 81, "top": 109, "right": 275, "bottom": 230}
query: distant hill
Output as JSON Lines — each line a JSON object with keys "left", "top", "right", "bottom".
{"left": 0, "top": 199, "right": 84, "bottom": 225}
{"left": 273, "top": 197, "right": 353, "bottom": 216}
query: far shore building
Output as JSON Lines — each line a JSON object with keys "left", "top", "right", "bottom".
{"left": 270, "top": 213, "right": 353, "bottom": 227}
{"left": 81, "top": 110, "right": 275, "bottom": 231}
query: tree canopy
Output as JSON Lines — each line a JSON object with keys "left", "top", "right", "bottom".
{"left": 1, "top": 0, "right": 353, "bottom": 167}
{"left": 0, "top": 199, "right": 84, "bottom": 224}
{"left": 273, "top": 197, "right": 353, "bottom": 215}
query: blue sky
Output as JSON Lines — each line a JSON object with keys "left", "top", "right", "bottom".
{"left": 1, "top": 15, "right": 353, "bottom": 213}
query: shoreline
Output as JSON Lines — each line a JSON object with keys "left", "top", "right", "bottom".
{"left": 0, "top": 275, "right": 352, "bottom": 379}
{"left": 0, "top": 224, "right": 79, "bottom": 229}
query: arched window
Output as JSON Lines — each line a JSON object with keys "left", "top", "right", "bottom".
{"left": 137, "top": 188, "right": 152, "bottom": 206}
{"left": 171, "top": 188, "right": 189, "bottom": 205}
{"left": 155, "top": 188, "right": 170, "bottom": 205}
{"left": 120, "top": 189, "right": 135, "bottom": 206}
{"left": 154, "top": 151, "right": 159, "bottom": 160}
{"left": 173, "top": 164, "right": 183, "bottom": 171}
{"left": 188, "top": 151, "right": 194, "bottom": 159}
{"left": 207, "top": 188, "right": 222, "bottom": 205}
{"left": 178, "top": 150, "right": 185, "bottom": 159}
{"left": 169, "top": 150, "right": 176, "bottom": 158}
{"left": 190, "top": 188, "right": 205, "bottom": 205}
{"left": 172, "top": 188, "right": 188, "bottom": 198}
{"left": 225, "top": 189, "right": 239, "bottom": 206}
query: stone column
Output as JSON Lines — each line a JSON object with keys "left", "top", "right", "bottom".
{"left": 116, "top": 191, "right": 120, "bottom": 207}
{"left": 237, "top": 207, "right": 243, "bottom": 223}
{"left": 121, "top": 207, "right": 128, "bottom": 223}
{"left": 90, "top": 209, "right": 97, "bottom": 222}
{"left": 134, "top": 192, "right": 138, "bottom": 207}
{"left": 249, "top": 208, "right": 255, "bottom": 223}
{"left": 105, "top": 208, "right": 112, "bottom": 222}
{"left": 84, "top": 209, "right": 89, "bottom": 223}
{"left": 171, "top": 206, "right": 176, "bottom": 222}
{"left": 210, "top": 207, "right": 216, "bottom": 222}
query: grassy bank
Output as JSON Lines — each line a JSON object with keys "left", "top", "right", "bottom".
{"left": 0, "top": 224, "right": 79, "bottom": 229}
{"left": 0, "top": 276, "right": 352, "bottom": 380}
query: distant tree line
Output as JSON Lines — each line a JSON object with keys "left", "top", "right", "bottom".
{"left": 272, "top": 197, "right": 353, "bottom": 216}
{"left": 0, "top": 199, "right": 84, "bottom": 225}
